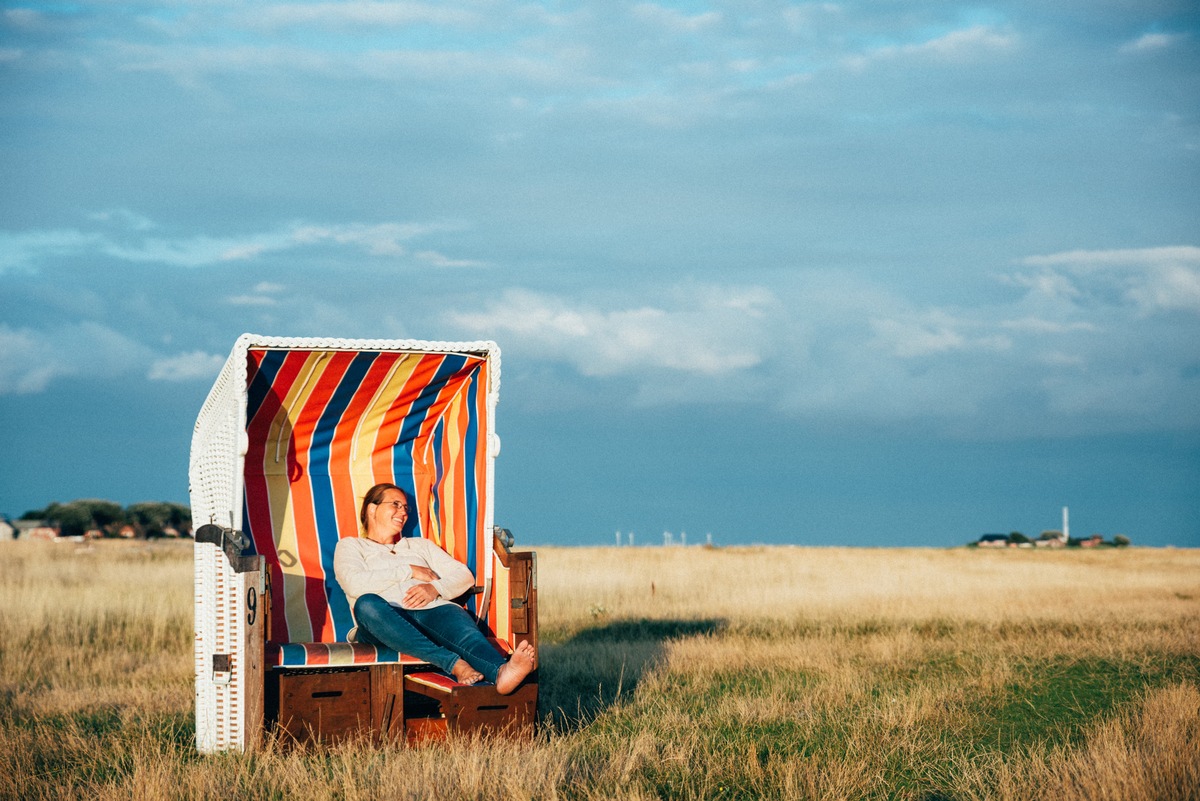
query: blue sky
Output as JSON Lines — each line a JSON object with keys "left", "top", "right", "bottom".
{"left": 2, "top": 1, "right": 1198, "bottom": 547}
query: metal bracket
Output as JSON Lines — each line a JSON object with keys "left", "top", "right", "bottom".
{"left": 195, "top": 523, "right": 259, "bottom": 573}
{"left": 493, "top": 526, "right": 515, "bottom": 549}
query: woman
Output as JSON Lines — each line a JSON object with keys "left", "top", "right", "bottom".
{"left": 333, "top": 483, "right": 536, "bottom": 694}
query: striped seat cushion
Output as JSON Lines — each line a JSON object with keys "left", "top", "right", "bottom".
{"left": 266, "top": 641, "right": 427, "bottom": 668}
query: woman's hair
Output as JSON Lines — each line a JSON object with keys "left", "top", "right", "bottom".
{"left": 360, "top": 483, "right": 406, "bottom": 534}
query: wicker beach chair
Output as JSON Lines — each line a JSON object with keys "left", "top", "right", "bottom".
{"left": 190, "top": 335, "right": 537, "bottom": 752}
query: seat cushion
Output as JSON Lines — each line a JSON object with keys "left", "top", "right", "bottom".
{"left": 266, "top": 641, "right": 426, "bottom": 668}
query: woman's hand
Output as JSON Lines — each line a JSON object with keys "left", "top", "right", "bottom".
{"left": 410, "top": 564, "right": 440, "bottom": 582}
{"left": 403, "top": 582, "right": 440, "bottom": 608}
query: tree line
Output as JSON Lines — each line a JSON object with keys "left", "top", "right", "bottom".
{"left": 18, "top": 499, "right": 192, "bottom": 539}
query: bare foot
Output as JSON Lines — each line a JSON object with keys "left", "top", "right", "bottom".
{"left": 495, "top": 640, "right": 536, "bottom": 695}
{"left": 451, "top": 659, "right": 484, "bottom": 685}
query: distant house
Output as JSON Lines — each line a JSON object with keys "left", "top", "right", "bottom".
{"left": 1078, "top": 534, "right": 1104, "bottom": 548}
{"left": 977, "top": 533, "right": 1008, "bottom": 548}
{"left": 1036, "top": 530, "right": 1066, "bottom": 548}
{"left": 14, "top": 519, "right": 60, "bottom": 541}
{"left": 0, "top": 519, "right": 14, "bottom": 542}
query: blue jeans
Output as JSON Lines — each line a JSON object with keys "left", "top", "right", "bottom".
{"left": 353, "top": 594, "right": 506, "bottom": 683}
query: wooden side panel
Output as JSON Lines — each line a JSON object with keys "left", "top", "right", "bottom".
{"left": 242, "top": 559, "right": 266, "bottom": 750}
{"left": 508, "top": 551, "right": 538, "bottom": 653}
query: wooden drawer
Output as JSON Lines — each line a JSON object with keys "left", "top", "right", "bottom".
{"left": 273, "top": 668, "right": 371, "bottom": 745}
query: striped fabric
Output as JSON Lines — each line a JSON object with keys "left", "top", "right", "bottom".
{"left": 405, "top": 671, "right": 462, "bottom": 693}
{"left": 267, "top": 642, "right": 426, "bottom": 668}
{"left": 241, "top": 348, "right": 491, "bottom": 647}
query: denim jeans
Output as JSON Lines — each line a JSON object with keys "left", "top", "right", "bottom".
{"left": 353, "top": 594, "right": 506, "bottom": 683}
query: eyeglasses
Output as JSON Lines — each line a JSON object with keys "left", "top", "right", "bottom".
{"left": 380, "top": 500, "right": 409, "bottom": 515}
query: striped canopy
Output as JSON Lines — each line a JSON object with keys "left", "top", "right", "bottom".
{"left": 239, "top": 346, "right": 493, "bottom": 645}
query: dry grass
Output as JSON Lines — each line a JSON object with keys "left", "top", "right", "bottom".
{"left": 1, "top": 541, "right": 1197, "bottom": 800}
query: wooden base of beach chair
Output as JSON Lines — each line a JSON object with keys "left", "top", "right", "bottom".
{"left": 403, "top": 672, "right": 537, "bottom": 741}
{"left": 266, "top": 664, "right": 406, "bottom": 746}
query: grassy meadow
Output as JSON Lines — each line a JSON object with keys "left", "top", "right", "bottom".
{"left": 1, "top": 540, "right": 1197, "bottom": 800}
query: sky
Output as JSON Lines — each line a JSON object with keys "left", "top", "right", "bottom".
{"left": 1, "top": 1, "right": 1198, "bottom": 548}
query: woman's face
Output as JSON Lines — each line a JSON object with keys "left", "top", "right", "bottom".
{"left": 367, "top": 488, "right": 409, "bottom": 540}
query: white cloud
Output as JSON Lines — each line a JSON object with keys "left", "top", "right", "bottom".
{"left": 447, "top": 286, "right": 770, "bottom": 378}
{"left": 870, "top": 311, "right": 1011, "bottom": 358}
{"left": 242, "top": 3, "right": 477, "bottom": 30}
{"left": 147, "top": 351, "right": 226, "bottom": 382}
{"left": 226, "top": 295, "right": 277, "bottom": 306}
{"left": 632, "top": 4, "right": 722, "bottom": 34}
{"left": 1020, "top": 246, "right": 1200, "bottom": 315}
{"left": 0, "top": 229, "right": 104, "bottom": 272}
{"left": 415, "top": 250, "right": 487, "bottom": 268}
{"left": 0, "top": 325, "right": 58, "bottom": 394}
{"left": 0, "top": 217, "right": 470, "bottom": 270}
{"left": 1120, "top": 32, "right": 1186, "bottom": 54}
{"left": 1000, "top": 317, "right": 1098, "bottom": 334}
{"left": 1021, "top": 245, "right": 1200, "bottom": 269}
{"left": 0, "top": 322, "right": 152, "bottom": 394}
{"left": 844, "top": 25, "right": 1018, "bottom": 70}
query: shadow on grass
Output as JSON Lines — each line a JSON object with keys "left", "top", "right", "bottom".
{"left": 538, "top": 618, "right": 726, "bottom": 732}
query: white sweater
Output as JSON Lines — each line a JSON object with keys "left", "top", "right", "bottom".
{"left": 333, "top": 536, "right": 476, "bottom": 615}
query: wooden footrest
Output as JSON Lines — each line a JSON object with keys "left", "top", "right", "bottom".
{"left": 404, "top": 672, "right": 537, "bottom": 739}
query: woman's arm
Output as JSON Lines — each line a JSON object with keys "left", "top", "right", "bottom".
{"left": 415, "top": 539, "right": 476, "bottom": 600}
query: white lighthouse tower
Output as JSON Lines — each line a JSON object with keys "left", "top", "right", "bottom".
{"left": 1062, "top": 506, "right": 1070, "bottom": 543}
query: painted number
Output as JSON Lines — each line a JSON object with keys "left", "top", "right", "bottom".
{"left": 247, "top": 586, "right": 258, "bottom": 626}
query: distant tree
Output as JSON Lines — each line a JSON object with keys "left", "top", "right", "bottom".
{"left": 1008, "top": 532, "right": 1031, "bottom": 545}
{"left": 44, "top": 502, "right": 94, "bottom": 537}
{"left": 26, "top": 499, "right": 127, "bottom": 537}
{"left": 19, "top": 498, "right": 191, "bottom": 538}
{"left": 127, "top": 502, "right": 169, "bottom": 537}
{"left": 1113, "top": 534, "right": 1131, "bottom": 547}
{"left": 127, "top": 501, "right": 192, "bottom": 537}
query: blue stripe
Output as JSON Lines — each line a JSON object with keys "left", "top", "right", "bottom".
{"left": 462, "top": 365, "right": 482, "bottom": 612}
{"left": 311, "top": 352, "right": 379, "bottom": 639}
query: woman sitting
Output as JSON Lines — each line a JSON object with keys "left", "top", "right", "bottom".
{"left": 333, "top": 483, "right": 536, "bottom": 694}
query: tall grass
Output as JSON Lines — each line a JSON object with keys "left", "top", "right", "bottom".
{"left": 2, "top": 541, "right": 1196, "bottom": 800}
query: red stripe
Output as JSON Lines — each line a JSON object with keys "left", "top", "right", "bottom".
{"left": 244, "top": 350, "right": 307, "bottom": 643}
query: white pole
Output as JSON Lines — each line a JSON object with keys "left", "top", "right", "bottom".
{"left": 1063, "top": 506, "right": 1069, "bottom": 541}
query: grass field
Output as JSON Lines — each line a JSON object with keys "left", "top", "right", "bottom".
{"left": 1, "top": 540, "right": 1197, "bottom": 800}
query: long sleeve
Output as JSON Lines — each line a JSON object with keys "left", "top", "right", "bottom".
{"left": 334, "top": 538, "right": 411, "bottom": 606}
{"left": 416, "top": 539, "right": 477, "bottom": 600}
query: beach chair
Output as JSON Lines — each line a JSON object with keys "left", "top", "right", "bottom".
{"left": 190, "top": 335, "right": 538, "bottom": 753}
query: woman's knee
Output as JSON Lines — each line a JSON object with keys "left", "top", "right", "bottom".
{"left": 353, "top": 594, "right": 390, "bottom": 626}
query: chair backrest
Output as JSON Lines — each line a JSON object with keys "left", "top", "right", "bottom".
{"left": 191, "top": 335, "right": 499, "bottom": 647}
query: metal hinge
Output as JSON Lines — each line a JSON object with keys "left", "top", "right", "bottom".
{"left": 212, "top": 653, "right": 233, "bottom": 685}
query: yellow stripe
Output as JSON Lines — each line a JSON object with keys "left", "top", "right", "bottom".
{"left": 349, "top": 355, "right": 415, "bottom": 530}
